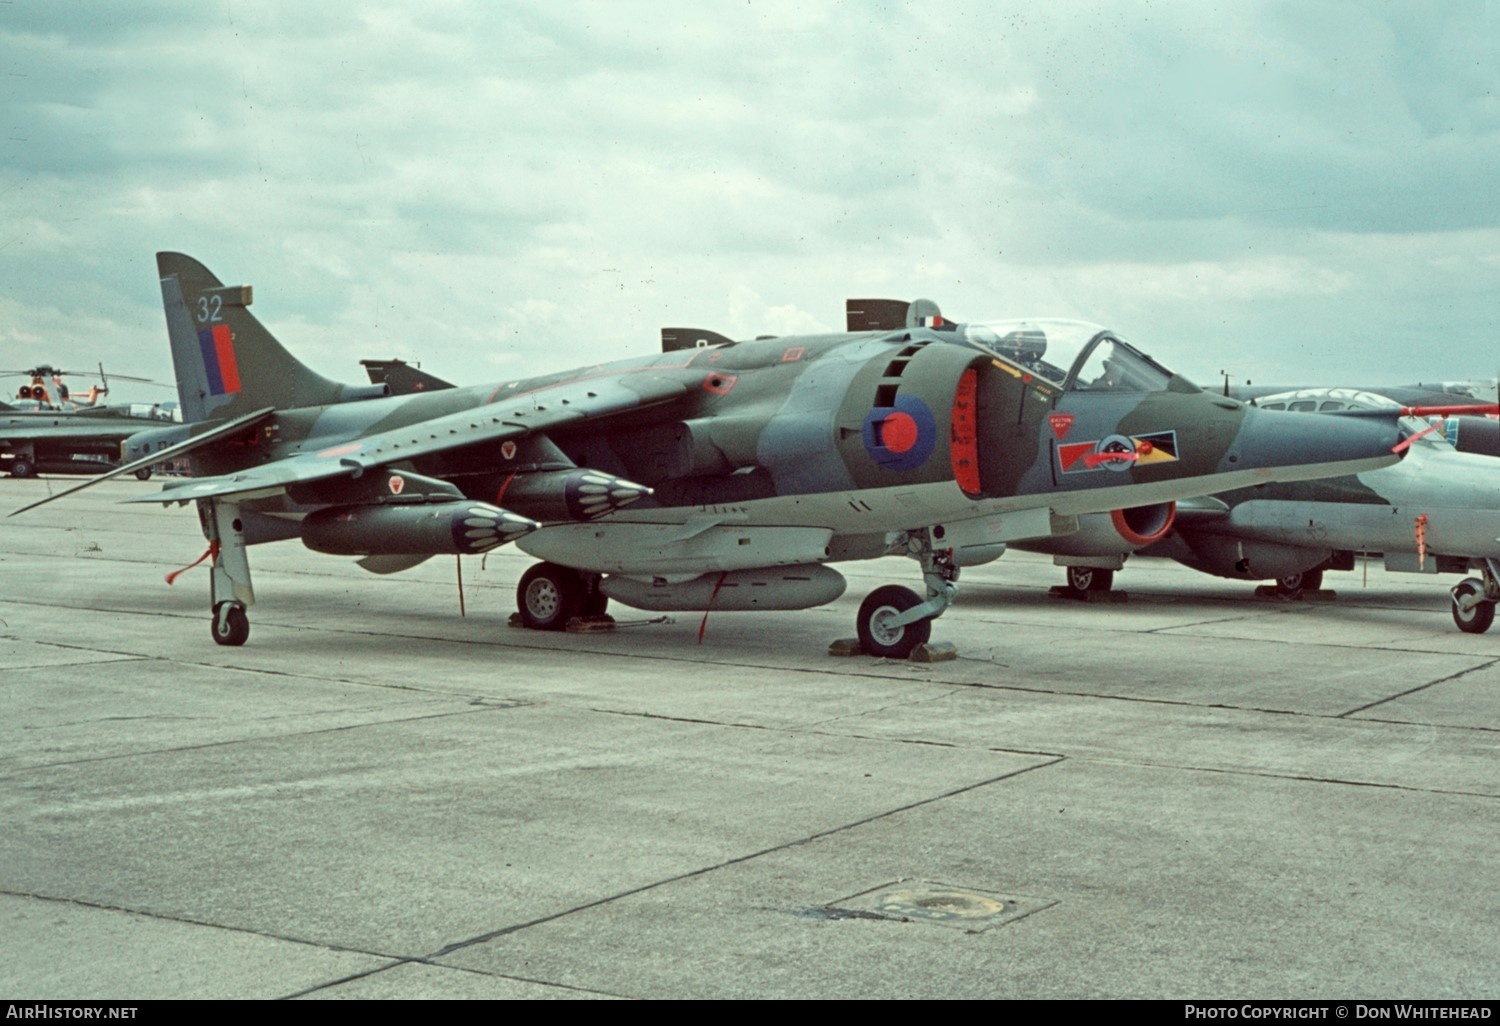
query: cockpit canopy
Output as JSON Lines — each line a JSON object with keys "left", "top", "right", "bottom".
{"left": 1253, "top": 388, "right": 1402, "bottom": 414}
{"left": 959, "top": 318, "right": 1184, "bottom": 394}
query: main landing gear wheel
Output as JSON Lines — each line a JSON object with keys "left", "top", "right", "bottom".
{"left": 1274, "top": 569, "right": 1323, "bottom": 597}
{"left": 1066, "top": 566, "right": 1114, "bottom": 595}
{"left": 9, "top": 458, "right": 35, "bottom": 479}
{"left": 517, "top": 562, "right": 585, "bottom": 630}
{"left": 134, "top": 467, "right": 153, "bottom": 481}
{"left": 1451, "top": 578, "right": 1495, "bottom": 634}
{"left": 857, "top": 585, "right": 931, "bottom": 659}
{"left": 211, "top": 602, "right": 250, "bottom": 646}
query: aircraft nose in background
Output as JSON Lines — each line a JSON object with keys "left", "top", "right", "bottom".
{"left": 1230, "top": 407, "right": 1403, "bottom": 479}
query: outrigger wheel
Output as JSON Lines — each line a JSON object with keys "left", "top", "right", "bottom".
{"left": 856, "top": 585, "right": 932, "bottom": 659}
{"left": 212, "top": 601, "right": 250, "bottom": 646}
{"left": 1451, "top": 577, "right": 1496, "bottom": 634}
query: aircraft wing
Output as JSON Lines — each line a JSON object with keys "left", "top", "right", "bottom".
{"left": 125, "top": 370, "right": 698, "bottom": 506}
{"left": 124, "top": 454, "right": 343, "bottom": 505}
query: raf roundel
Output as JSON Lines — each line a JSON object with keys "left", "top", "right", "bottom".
{"left": 861, "top": 394, "right": 937, "bottom": 473}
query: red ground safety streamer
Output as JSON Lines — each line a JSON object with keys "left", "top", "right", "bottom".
{"left": 495, "top": 471, "right": 516, "bottom": 507}
{"left": 697, "top": 571, "right": 729, "bottom": 644}
{"left": 1392, "top": 421, "right": 1442, "bottom": 454}
{"left": 165, "top": 541, "right": 219, "bottom": 586}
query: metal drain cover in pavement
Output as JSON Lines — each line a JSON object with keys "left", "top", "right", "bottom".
{"left": 827, "top": 880, "right": 1054, "bottom": 932}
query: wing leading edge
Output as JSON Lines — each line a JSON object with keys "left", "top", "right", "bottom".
{"left": 124, "top": 370, "right": 700, "bottom": 506}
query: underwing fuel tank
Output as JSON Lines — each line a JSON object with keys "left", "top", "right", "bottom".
{"left": 301, "top": 502, "right": 540, "bottom": 556}
{"left": 600, "top": 564, "right": 847, "bottom": 611}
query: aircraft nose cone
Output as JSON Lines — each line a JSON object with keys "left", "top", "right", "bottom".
{"left": 1231, "top": 408, "right": 1402, "bottom": 480}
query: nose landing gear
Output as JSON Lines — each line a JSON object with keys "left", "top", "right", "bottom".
{"left": 212, "top": 602, "right": 250, "bottom": 646}
{"left": 1451, "top": 562, "right": 1500, "bottom": 634}
{"left": 204, "top": 500, "right": 255, "bottom": 647}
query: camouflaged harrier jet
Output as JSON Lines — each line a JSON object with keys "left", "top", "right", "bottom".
{"left": 14, "top": 254, "right": 1408, "bottom": 656}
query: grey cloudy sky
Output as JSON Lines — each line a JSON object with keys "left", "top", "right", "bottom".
{"left": 2, "top": 0, "right": 1496, "bottom": 402}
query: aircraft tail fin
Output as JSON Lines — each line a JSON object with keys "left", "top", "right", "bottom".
{"left": 660, "top": 327, "right": 736, "bottom": 353}
{"left": 360, "top": 358, "right": 456, "bottom": 394}
{"left": 845, "top": 298, "right": 945, "bottom": 332}
{"left": 157, "top": 252, "right": 370, "bottom": 423}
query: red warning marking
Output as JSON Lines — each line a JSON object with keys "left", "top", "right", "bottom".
{"left": 781, "top": 346, "right": 805, "bottom": 362}
{"left": 500, "top": 440, "right": 517, "bottom": 461}
{"left": 1058, "top": 441, "right": 1094, "bottom": 470}
{"left": 1048, "top": 412, "right": 1074, "bottom": 439}
{"left": 389, "top": 475, "right": 405, "bottom": 495}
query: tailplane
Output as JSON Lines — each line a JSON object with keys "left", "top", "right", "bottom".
{"left": 157, "top": 252, "right": 379, "bottom": 423}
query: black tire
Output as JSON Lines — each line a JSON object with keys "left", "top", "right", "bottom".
{"left": 856, "top": 585, "right": 931, "bottom": 659}
{"left": 9, "top": 458, "right": 35, "bottom": 479}
{"left": 1274, "top": 568, "right": 1323, "bottom": 597}
{"left": 1451, "top": 578, "right": 1495, "bottom": 634}
{"left": 134, "top": 467, "right": 153, "bottom": 481}
{"left": 1066, "top": 566, "right": 1114, "bottom": 594}
{"left": 578, "top": 574, "right": 609, "bottom": 618}
{"left": 517, "top": 562, "right": 584, "bottom": 630}
{"left": 211, "top": 603, "right": 250, "bottom": 646}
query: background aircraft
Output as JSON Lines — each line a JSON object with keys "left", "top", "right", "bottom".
{"left": 1021, "top": 387, "right": 1500, "bottom": 633}
{"left": 15, "top": 253, "right": 1409, "bottom": 655}
{"left": 1, "top": 401, "right": 181, "bottom": 478}
{"left": 1, "top": 364, "right": 181, "bottom": 478}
